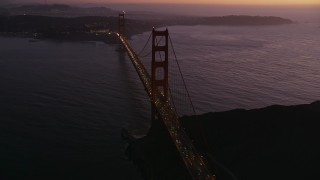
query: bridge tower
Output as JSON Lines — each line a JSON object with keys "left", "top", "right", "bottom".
{"left": 151, "top": 28, "right": 169, "bottom": 122}
{"left": 118, "top": 12, "right": 125, "bottom": 36}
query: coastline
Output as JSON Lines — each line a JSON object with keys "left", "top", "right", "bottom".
{"left": 0, "top": 15, "right": 294, "bottom": 44}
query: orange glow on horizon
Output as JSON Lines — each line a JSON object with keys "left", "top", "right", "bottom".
{"left": 84, "top": 0, "right": 320, "bottom": 5}
{"left": 37, "top": 0, "right": 319, "bottom": 6}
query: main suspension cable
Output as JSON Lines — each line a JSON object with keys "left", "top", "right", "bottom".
{"left": 137, "top": 32, "right": 152, "bottom": 57}
{"left": 168, "top": 34, "right": 196, "bottom": 115}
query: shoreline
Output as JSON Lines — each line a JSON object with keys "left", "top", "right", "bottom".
{"left": 0, "top": 15, "right": 294, "bottom": 44}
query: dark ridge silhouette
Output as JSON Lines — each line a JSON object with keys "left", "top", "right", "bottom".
{"left": 8, "top": 4, "right": 116, "bottom": 17}
{"left": 0, "top": 14, "right": 293, "bottom": 42}
{"left": 0, "top": 7, "right": 9, "bottom": 16}
{"left": 14, "top": 4, "right": 72, "bottom": 11}
{"left": 0, "top": 15, "right": 117, "bottom": 32}
{"left": 201, "top": 15, "right": 293, "bottom": 25}
{"left": 0, "top": 15, "right": 120, "bottom": 42}
{"left": 125, "top": 101, "right": 320, "bottom": 180}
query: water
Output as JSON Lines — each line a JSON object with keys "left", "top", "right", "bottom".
{"left": 131, "top": 23, "right": 320, "bottom": 113}
{"left": 0, "top": 38, "right": 148, "bottom": 179}
{"left": 1, "top": 22, "right": 320, "bottom": 179}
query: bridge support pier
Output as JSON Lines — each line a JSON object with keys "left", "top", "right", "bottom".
{"left": 151, "top": 28, "right": 169, "bottom": 122}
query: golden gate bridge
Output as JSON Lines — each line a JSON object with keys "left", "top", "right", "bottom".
{"left": 117, "top": 13, "right": 216, "bottom": 180}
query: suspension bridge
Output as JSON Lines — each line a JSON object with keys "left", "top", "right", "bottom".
{"left": 117, "top": 13, "right": 216, "bottom": 180}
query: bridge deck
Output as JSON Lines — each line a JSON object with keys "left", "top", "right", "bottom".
{"left": 118, "top": 34, "right": 216, "bottom": 180}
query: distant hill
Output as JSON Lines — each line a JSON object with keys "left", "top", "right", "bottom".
{"left": 6, "top": 4, "right": 117, "bottom": 17}
{"left": 3, "top": 4, "right": 294, "bottom": 27}
{"left": 163, "top": 15, "right": 293, "bottom": 26}
{"left": 0, "top": 7, "right": 9, "bottom": 16}
{"left": 0, "top": 13, "right": 293, "bottom": 42}
{"left": 202, "top": 15, "right": 293, "bottom": 25}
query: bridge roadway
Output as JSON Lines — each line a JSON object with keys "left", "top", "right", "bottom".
{"left": 117, "top": 33, "right": 216, "bottom": 180}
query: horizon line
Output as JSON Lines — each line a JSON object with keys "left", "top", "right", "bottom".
{"left": 3, "top": 2, "right": 320, "bottom": 7}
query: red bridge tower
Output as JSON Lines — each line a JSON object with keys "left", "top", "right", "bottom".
{"left": 118, "top": 12, "right": 125, "bottom": 36}
{"left": 151, "top": 28, "right": 169, "bottom": 122}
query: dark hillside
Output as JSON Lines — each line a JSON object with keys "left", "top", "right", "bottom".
{"left": 126, "top": 101, "right": 320, "bottom": 180}
{"left": 182, "top": 101, "right": 320, "bottom": 180}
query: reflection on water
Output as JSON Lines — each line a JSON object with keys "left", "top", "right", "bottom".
{"left": 131, "top": 23, "right": 320, "bottom": 113}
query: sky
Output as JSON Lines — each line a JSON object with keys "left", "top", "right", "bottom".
{"left": 2, "top": 0, "right": 320, "bottom": 5}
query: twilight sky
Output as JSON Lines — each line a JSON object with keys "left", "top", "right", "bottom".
{"left": 3, "top": 0, "right": 320, "bottom": 5}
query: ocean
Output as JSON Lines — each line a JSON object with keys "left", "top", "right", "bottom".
{"left": 132, "top": 23, "right": 320, "bottom": 113}
{"left": 1, "top": 22, "right": 320, "bottom": 179}
{"left": 0, "top": 38, "right": 147, "bottom": 179}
